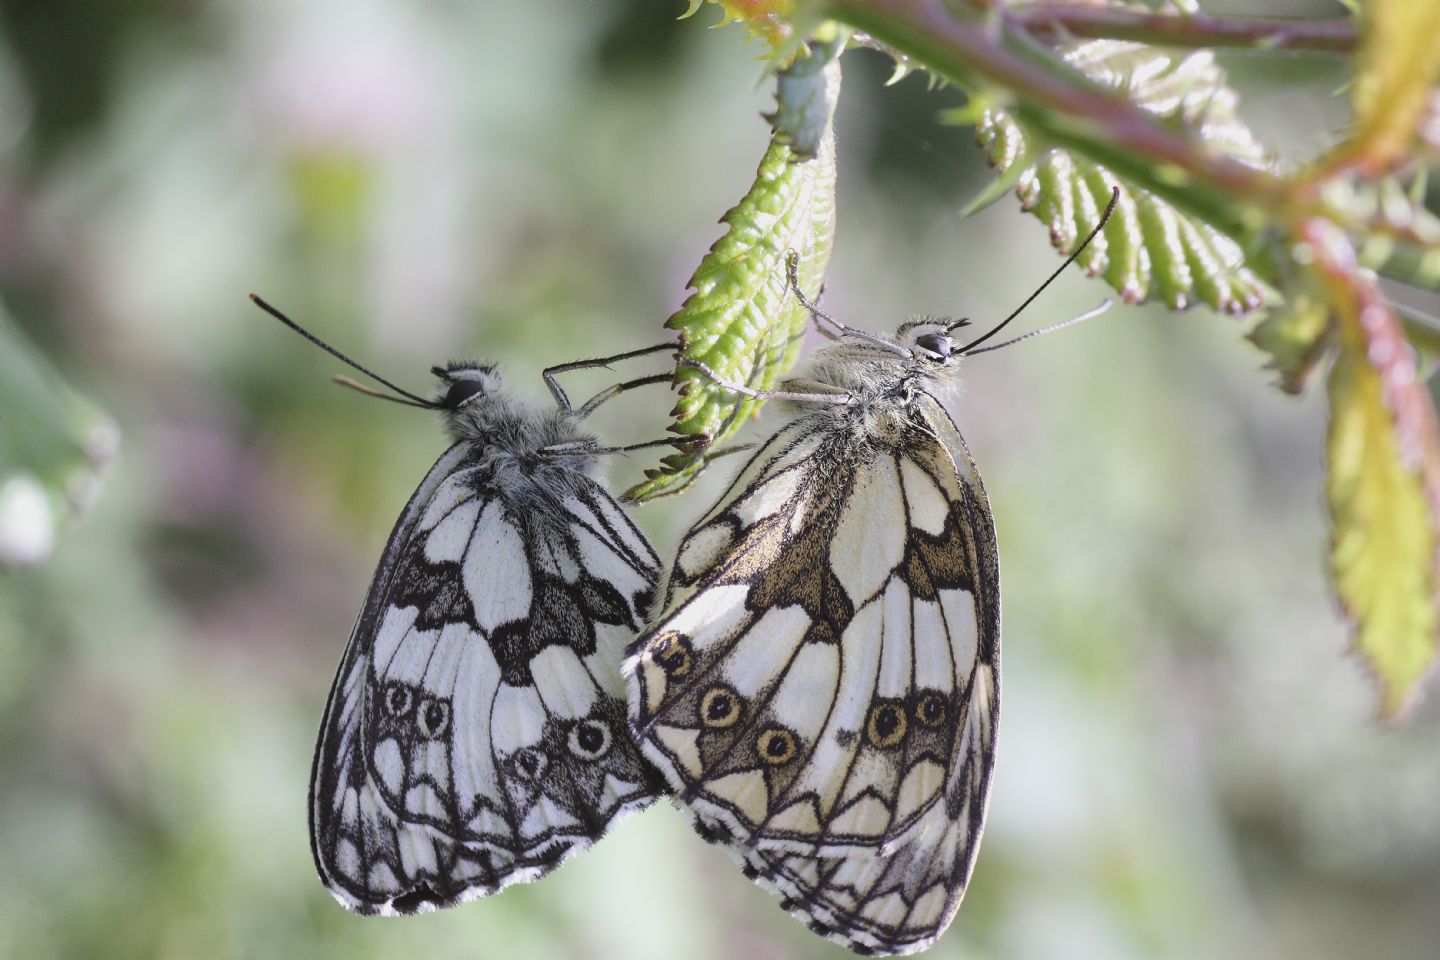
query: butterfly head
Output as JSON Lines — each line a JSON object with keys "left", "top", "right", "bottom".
{"left": 432, "top": 362, "right": 502, "bottom": 410}
{"left": 895, "top": 317, "right": 970, "bottom": 366}
{"left": 911, "top": 331, "right": 955, "bottom": 363}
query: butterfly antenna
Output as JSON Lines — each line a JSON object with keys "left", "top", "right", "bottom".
{"left": 331, "top": 375, "right": 434, "bottom": 408}
{"left": 955, "top": 186, "right": 1120, "bottom": 353}
{"left": 249, "top": 294, "right": 436, "bottom": 408}
{"left": 965, "top": 299, "right": 1113, "bottom": 355}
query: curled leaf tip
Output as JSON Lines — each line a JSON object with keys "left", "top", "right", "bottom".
{"left": 626, "top": 55, "right": 841, "bottom": 502}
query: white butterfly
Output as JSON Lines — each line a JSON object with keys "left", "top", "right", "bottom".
{"left": 624, "top": 194, "right": 1116, "bottom": 955}
{"left": 253, "top": 297, "right": 676, "bottom": 915}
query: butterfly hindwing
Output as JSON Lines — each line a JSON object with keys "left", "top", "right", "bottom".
{"left": 626, "top": 394, "right": 999, "bottom": 955}
{"left": 312, "top": 442, "right": 662, "bottom": 915}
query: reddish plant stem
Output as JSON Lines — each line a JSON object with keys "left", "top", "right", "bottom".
{"left": 825, "top": 0, "right": 1288, "bottom": 207}
{"left": 1007, "top": 4, "right": 1355, "bottom": 54}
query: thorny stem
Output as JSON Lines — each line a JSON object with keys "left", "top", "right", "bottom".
{"left": 1006, "top": 5, "right": 1356, "bottom": 55}
{"left": 823, "top": 0, "right": 1290, "bottom": 217}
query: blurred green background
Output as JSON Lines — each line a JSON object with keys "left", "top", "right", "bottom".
{"left": 3, "top": 2, "right": 1439, "bottom": 959}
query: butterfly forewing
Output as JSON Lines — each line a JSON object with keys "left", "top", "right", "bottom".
{"left": 312, "top": 442, "right": 662, "bottom": 915}
{"left": 625, "top": 393, "right": 999, "bottom": 955}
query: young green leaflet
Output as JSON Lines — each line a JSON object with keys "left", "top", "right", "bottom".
{"left": 624, "top": 191, "right": 1118, "bottom": 955}
{"left": 253, "top": 297, "right": 674, "bottom": 915}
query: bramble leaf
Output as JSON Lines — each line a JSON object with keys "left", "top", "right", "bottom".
{"left": 0, "top": 308, "right": 120, "bottom": 568}
{"left": 1312, "top": 219, "right": 1440, "bottom": 719}
{"left": 695, "top": 0, "right": 797, "bottom": 48}
{"left": 1247, "top": 289, "right": 1332, "bottom": 394}
{"left": 625, "top": 53, "right": 838, "bottom": 502}
{"left": 1348, "top": 175, "right": 1440, "bottom": 292}
{"left": 976, "top": 41, "right": 1270, "bottom": 314}
{"left": 1344, "top": 0, "right": 1440, "bottom": 175}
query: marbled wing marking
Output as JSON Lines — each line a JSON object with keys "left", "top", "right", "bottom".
{"left": 683, "top": 419, "right": 826, "bottom": 538}
{"left": 562, "top": 482, "right": 658, "bottom": 584}
{"left": 638, "top": 439, "right": 985, "bottom": 849}
{"left": 324, "top": 771, "right": 531, "bottom": 917}
{"left": 311, "top": 444, "right": 664, "bottom": 916}
{"left": 628, "top": 401, "right": 1002, "bottom": 954}
{"left": 828, "top": 453, "right": 908, "bottom": 602}
{"left": 313, "top": 444, "right": 515, "bottom": 914}
{"left": 627, "top": 429, "right": 858, "bottom": 820}
{"left": 744, "top": 414, "right": 999, "bottom": 953}
{"left": 627, "top": 424, "right": 832, "bottom": 738}
{"left": 734, "top": 661, "right": 998, "bottom": 957}
{"left": 771, "top": 456, "right": 939, "bottom": 849}
{"left": 464, "top": 499, "right": 533, "bottom": 633}
{"left": 663, "top": 421, "right": 830, "bottom": 600}
{"left": 479, "top": 477, "right": 663, "bottom": 864}
{"left": 626, "top": 440, "right": 861, "bottom": 840}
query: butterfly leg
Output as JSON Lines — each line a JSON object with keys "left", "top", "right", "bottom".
{"left": 543, "top": 342, "right": 676, "bottom": 411}
{"left": 784, "top": 251, "right": 911, "bottom": 358}
{"left": 575, "top": 373, "right": 674, "bottom": 419}
{"left": 606, "top": 348, "right": 768, "bottom": 500}
{"left": 622, "top": 442, "right": 758, "bottom": 501}
{"left": 539, "top": 436, "right": 689, "bottom": 458}
{"left": 679, "top": 357, "right": 854, "bottom": 405}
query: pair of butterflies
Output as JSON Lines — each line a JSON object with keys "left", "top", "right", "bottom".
{"left": 273, "top": 192, "right": 1115, "bottom": 958}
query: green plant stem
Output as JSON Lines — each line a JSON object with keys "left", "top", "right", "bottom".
{"left": 824, "top": 0, "right": 1290, "bottom": 227}
{"left": 1006, "top": 5, "right": 1356, "bottom": 54}
{"left": 1371, "top": 242, "right": 1440, "bottom": 292}
{"left": 1360, "top": 212, "right": 1440, "bottom": 252}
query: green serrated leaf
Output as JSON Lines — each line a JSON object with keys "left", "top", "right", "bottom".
{"left": 1347, "top": 0, "right": 1440, "bottom": 175}
{"left": 1327, "top": 312, "right": 1440, "bottom": 720}
{"left": 625, "top": 56, "right": 839, "bottom": 503}
{"left": 976, "top": 40, "right": 1270, "bottom": 315}
{"left": 697, "top": 0, "right": 796, "bottom": 48}
{"left": 0, "top": 308, "right": 120, "bottom": 568}
{"left": 1247, "top": 293, "right": 1334, "bottom": 394}
{"left": 1350, "top": 178, "right": 1440, "bottom": 299}
{"left": 1308, "top": 215, "right": 1440, "bottom": 720}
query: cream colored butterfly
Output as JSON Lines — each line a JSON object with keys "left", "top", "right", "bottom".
{"left": 252, "top": 296, "right": 677, "bottom": 915}
{"left": 625, "top": 191, "right": 1117, "bottom": 955}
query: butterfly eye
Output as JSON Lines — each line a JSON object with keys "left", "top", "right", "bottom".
{"left": 416, "top": 698, "right": 450, "bottom": 738}
{"left": 443, "top": 378, "right": 487, "bottom": 409}
{"left": 653, "top": 633, "right": 693, "bottom": 677}
{"left": 700, "top": 685, "right": 743, "bottom": 728}
{"left": 384, "top": 682, "right": 413, "bottom": 717}
{"left": 756, "top": 726, "right": 798, "bottom": 766}
{"left": 568, "top": 719, "right": 612, "bottom": 759}
{"left": 866, "top": 701, "right": 908, "bottom": 748}
{"left": 914, "top": 333, "right": 953, "bottom": 360}
{"left": 914, "top": 691, "right": 947, "bottom": 728}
